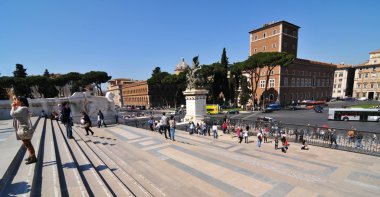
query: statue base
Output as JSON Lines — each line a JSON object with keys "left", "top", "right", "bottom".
{"left": 183, "top": 89, "right": 209, "bottom": 123}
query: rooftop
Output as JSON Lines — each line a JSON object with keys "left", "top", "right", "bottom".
{"left": 369, "top": 49, "right": 380, "bottom": 54}
{"left": 249, "top": 20, "right": 300, "bottom": 34}
{"left": 294, "top": 58, "right": 337, "bottom": 68}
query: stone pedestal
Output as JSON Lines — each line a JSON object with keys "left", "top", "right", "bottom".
{"left": 183, "top": 89, "right": 208, "bottom": 123}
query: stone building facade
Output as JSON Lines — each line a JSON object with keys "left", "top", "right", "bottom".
{"left": 353, "top": 50, "right": 380, "bottom": 100}
{"left": 121, "top": 80, "right": 182, "bottom": 108}
{"left": 246, "top": 21, "right": 336, "bottom": 106}
{"left": 107, "top": 78, "right": 136, "bottom": 107}
{"left": 332, "top": 64, "right": 355, "bottom": 99}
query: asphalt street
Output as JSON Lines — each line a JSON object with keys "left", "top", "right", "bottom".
{"left": 211, "top": 101, "right": 380, "bottom": 133}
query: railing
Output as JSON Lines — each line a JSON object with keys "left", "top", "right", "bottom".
{"left": 120, "top": 116, "right": 380, "bottom": 157}
{"left": 205, "top": 116, "right": 380, "bottom": 157}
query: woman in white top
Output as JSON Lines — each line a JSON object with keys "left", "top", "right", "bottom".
{"left": 212, "top": 124, "right": 218, "bottom": 139}
{"left": 244, "top": 126, "right": 249, "bottom": 143}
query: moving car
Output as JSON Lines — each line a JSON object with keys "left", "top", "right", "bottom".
{"left": 357, "top": 97, "right": 369, "bottom": 101}
{"left": 266, "top": 103, "right": 281, "bottom": 111}
{"left": 314, "top": 105, "right": 323, "bottom": 113}
{"left": 227, "top": 109, "right": 239, "bottom": 114}
{"left": 257, "top": 116, "right": 277, "bottom": 123}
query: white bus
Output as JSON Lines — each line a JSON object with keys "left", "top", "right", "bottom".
{"left": 328, "top": 108, "right": 380, "bottom": 122}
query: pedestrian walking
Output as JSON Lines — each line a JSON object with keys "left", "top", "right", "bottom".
{"left": 169, "top": 115, "right": 176, "bottom": 141}
{"left": 356, "top": 132, "right": 363, "bottom": 148}
{"left": 257, "top": 132, "right": 262, "bottom": 148}
{"left": 329, "top": 129, "right": 338, "bottom": 148}
{"left": 189, "top": 121, "right": 195, "bottom": 135}
{"left": 11, "top": 96, "right": 37, "bottom": 165}
{"left": 160, "top": 112, "right": 169, "bottom": 139}
{"left": 212, "top": 124, "right": 218, "bottom": 139}
{"left": 61, "top": 101, "right": 73, "bottom": 139}
{"left": 243, "top": 126, "right": 249, "bottom": 143}
{"left": 263, "top": 131, "right": 268, "bottom": 143}
{"left": 236, "top": 126, "right": 243, "bottom": 143}
{"left": 281, "top": 133, "right": 289, "bottom": 153}
{"left": 222, "top": 122, "right": 227, "bottom": 134}
{"left": 148, "top": 117, "right": 154, "bottom": 131}
{"left": 274, "top": 134, "right": 279, "bottom": 149}
{"left": 97, "top": 110, "right": 107, "bottom": 128}
{"left": 81, "top": 111, "right": 94, "bottom": 136}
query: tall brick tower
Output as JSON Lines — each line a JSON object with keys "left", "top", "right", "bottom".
{"left": 249, "top": 21, "right": 300, "bottom": 57}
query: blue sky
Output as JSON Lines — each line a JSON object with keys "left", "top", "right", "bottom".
{"left": 1, "top": 0, "right": 379, "bottom": 80}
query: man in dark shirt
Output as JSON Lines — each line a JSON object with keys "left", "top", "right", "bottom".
{"left": 61, "top": 102, "right": 73, "bottom": 139}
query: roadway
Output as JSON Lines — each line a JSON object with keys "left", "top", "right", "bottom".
{"left": 210, "top": 101, "right": 380, "bottom": 133}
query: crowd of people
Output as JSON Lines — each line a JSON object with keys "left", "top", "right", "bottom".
{"left": 146, "top": 114, "right": 296, "bottom": 153}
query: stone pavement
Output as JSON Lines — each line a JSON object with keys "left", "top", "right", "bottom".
{"left": 1, "top": 118, "right": 380, "bottom": 196}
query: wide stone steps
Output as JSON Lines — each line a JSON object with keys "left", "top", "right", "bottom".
{"left": 0, "top": 118, "right": 157, "bottom": 197}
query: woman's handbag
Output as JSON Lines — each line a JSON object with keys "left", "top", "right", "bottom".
{"left": 17, "top": 118, "right": 35, "bottom": 140}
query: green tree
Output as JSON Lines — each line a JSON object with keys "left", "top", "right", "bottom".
{"left": 65, "top": 72, "right": 83, "bottom": 94}
{"left": 148, "top": 67, "right": 170, "bottom": 85}
{"left": 220, "top": 48, "right": 230, "bottom": 104}
{"left": 82, "top": 71, "right": 112, "bottom": 96}
{"left": 12, "top": 64, "right": 32, "bottom": 98}
{"left": 43, "top": 69, "right": 50, "bottom": 77}
{"left": 0, "top": 76, "right": 14, "bottom": 99}
{"left": 53, "top": 75, "right": 69, "bottom": 97}
{"left": 230, "top": 62, "right": 243, "bottom": 106}
{"left": 240, "top": 55, "right": 262, "bottom": 105}
{"left": 258, "top": 52, "right": 294, "bottom": 105}
{"left": 239, "top": 75, "right": 250, "bottom": 108}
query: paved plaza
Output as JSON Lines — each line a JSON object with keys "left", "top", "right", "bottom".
{"left": 1, "top": 118, "right": 380, "bottom": 196}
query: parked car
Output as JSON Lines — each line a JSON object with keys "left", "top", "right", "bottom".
{"left": 227, "top": 109, "right": 239, "bottom": 114}
{"left": 257, "top": 116, "right": 277, "bottom": 123}
{"left": 288, "top": 105, "right": 307, "bottom": 110}
{"left": 314, "top": 105, "right": 323, "bottom": 113}
{"left": 266, "top": 103, "right": 281, "bottom": 111}
{"left": 343, "top": 97, "right": 357, "bottom": 101}
{"left": 262, "top": 108, "right": 273, "bottom": 113}
{"left": 357, "top": 97, "right": 369, "bottom": 101}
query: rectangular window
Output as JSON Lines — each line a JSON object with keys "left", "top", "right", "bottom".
{"left": 270, "top": 70, "right": 274, "bottom": 75}
{"left": 283, "top": 77, "right": 288, "bottom": 86}
{"left": 357, "top": 83, "right": 360, "bottom": 88}
{"left": 364, "top": 83, "right": 367, "bottom": 88}
{"left": 358, "top": 73, "right": 362, "bottom": 78}
{"left": 273, "top": 29, "right": 277, "bottom": 35}
{"left": 371, "top": 83, "right": 374, "bottom": 89}
{"left": 272, "top": 43, "right": 276, "bottom": 48}
{"left": 339, "top": 72, "right": 343, "bottom": 77}
{"left": 372, "top": 73, "right": 376, "bottom": 78}
{"left": 254, "top": 48, "right": 257, "bottom": 52}
{"left": 356, "top": 93, "right": 360, "bottom": 97}
{"left": 260, "top": 80, "right": 265, "bottom": 88}
{"left": 296, "top": 78, "right": 300, "bottom": 86}
{"left": 269, "top": 79, "right": 275, "bottom": 88}
{"left": 378, "top": 83, "right": 380, "bottom": 89}
{"left": 365, "top": 73, "right": 369, "bottom": 78}
{"left": 291, "top": 78, "right": 295, "bottom": 86}
{"left": 338, "top": 84, "right": 341, "bottom": 88}
{"left": 301, "top": 78, "right": 305, "bottom": 86}
{"left": 263, "top": 46, "right": 266, "bottom": 51}
{"left": 255, "top": 35, "right": 258, "bottom": 40}
{"left": 263, "top": 33, "right": 266, "bottom": 38}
